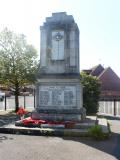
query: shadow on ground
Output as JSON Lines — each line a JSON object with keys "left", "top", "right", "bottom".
{"left": 97, "top": 114, "right": 120, "bottom": 121}
{"left": 63, "top": 117, "right": 120, "bottom": 160}
{"left": 63, "top": 133, "right": 119, "bottom": 159}
{"left": 0, "top": 135, "right": 14, "bottom": 143}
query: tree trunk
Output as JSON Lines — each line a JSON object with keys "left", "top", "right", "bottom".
{"left": 15, "top": 83, "right": 19, "bottom": 112}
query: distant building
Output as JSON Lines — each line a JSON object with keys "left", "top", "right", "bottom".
{"left": 82, "top": 64, "right": 120, "bottom": 100}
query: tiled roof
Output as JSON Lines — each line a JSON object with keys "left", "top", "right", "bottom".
{"left": 99, "top": 67, "right": 120, "bottom": 91}
{"left": 83, "top": 64, "right": 104, "bottom": 76}
{"left": 90, "top": 64, "right": 104, "bottom": 76}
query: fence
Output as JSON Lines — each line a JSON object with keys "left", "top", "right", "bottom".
{"left": 1, "top": 95, "right": 120, "bottom": 117}
{"left": 99, "top": 100, "right": 120, "bottom": 117}
{"left": 0, "top": 95, "right": 35, "bottom": 111}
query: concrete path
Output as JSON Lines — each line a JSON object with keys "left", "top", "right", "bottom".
{"left": 0, "top": 128, "right": 118, "bottom": 160}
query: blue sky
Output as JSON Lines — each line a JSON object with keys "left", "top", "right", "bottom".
{"left": 0, "top": 0, "right": 120, "bottom": 76}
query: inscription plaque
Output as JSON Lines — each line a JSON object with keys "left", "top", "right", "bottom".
{"left": 39, "top": 86, "right": 76, "bottom": 107}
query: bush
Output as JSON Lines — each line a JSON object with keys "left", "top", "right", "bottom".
{"left": 81, "top": 72, "right": 101, "bottom": 115}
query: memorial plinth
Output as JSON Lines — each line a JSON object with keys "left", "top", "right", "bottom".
{"left": 36, "top": 12, "right": 85, "bottom": 121}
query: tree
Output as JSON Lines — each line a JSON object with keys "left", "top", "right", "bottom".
{"left": 80, "top": 72, "right": 101, "bottom": 115}
{"left": 0, "top": 28, "right": 38, "bottom": 112}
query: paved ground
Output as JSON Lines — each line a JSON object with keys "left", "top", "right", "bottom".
{"left": 0, "top": 112, "right": 120, "bottom": 160}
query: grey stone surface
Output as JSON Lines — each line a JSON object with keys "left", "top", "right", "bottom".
{"left": 36, "top": 12, "right": 84, "bottom": 121}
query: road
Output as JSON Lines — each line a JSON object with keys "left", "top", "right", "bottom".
{"left": 0, "top": 119, "right": 120, "bottom": 160}
{"left": 109, "top": 119, "right": 120, "bottom": 159}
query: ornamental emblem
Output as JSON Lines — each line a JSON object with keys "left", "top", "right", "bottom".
{"left": 53, "top": 32, "right": 63, "bottom": 41}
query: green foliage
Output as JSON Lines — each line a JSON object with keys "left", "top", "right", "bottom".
{"left": 88, "top": 125, "right": 106, "bottom": 140}
{"left": 81, "top": 72, "right": 101, "bottom": 115}
{"left": 0, "top": 28, "right": 38, "bottom": 111}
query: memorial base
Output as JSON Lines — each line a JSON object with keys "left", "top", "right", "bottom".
{"left": 36, "top": 75, "right": 86, "bottom": 121}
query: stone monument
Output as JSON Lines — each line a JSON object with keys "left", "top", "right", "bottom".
{"left": 36, "top": 12, "right": 85, "bottom": 121}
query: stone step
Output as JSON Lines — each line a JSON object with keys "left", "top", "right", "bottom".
{"left": 0, "top": 116, "right": 110, "bottom": 138}
{"left": 40, "top": 122, "right": 95, "bottom": 129}
{"left": 64, "top": 128, "right": 89, "bottom": 137}
{"left": 74, "top": 122, "right": 95, "bottom": 129}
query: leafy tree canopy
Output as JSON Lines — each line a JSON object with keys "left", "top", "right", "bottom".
{"left": 0, "top": 28, "right": 38, "bottom": 111}
{"left": 80, "top": 72, "right": 101, "bottom": 115}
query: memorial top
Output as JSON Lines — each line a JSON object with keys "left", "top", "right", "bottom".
{"left": 46, "top": 12, "right": 73, "bottom": 22}
{"left": 41, "top": 12, "right": 78, "bottom": 29}
{"left": 39, "top": 12, "right": 80, "bottom": 75}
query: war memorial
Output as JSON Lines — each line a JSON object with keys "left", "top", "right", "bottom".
{"left": 35, "top": 12, "right": 86, "bottom": 122}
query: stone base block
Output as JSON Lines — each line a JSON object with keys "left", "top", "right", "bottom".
{"left": 31, "top": 108, "right": 86, "bottom": 121}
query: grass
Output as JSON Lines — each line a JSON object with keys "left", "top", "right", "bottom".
{"left": 88, "top": 125, "right": 109, "bottom": 140}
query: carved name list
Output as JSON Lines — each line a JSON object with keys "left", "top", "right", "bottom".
{"left": 39, "top": 86, "right": 76, "bottom": 107}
